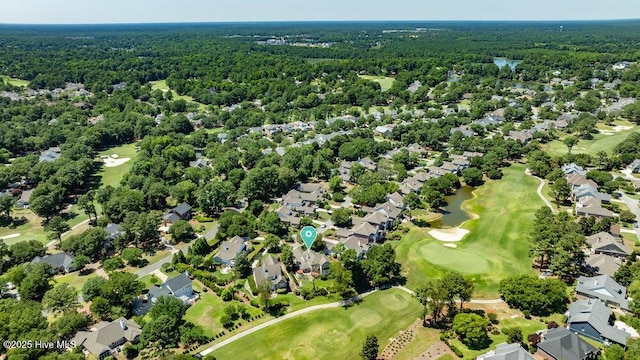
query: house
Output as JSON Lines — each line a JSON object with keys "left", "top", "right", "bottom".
{"left": 572, "top": 185, "right": 611, "bottom": 203}
{"left": 576, "top": 198, "right": 616, "bottom": 219}
{"left": 364, "top": 211, "right": 391, "bottom": 231}
{"left": 567, "top": 299, "right": 630, "bottom": 346}
{"left": 214, "top": 236, "right": 247, "bottom": 266}
{"left": 15, "top": 189, "right": 33, "bottom": 208}
{"left": 407, "top": 143, "right": 427, "bottom": 157}
{"left": 627, "top": 159, "right": 640, "bottom": 173}
{"left": 188, "top": 158, "right": 209, "bottom": 169}
{"left": 358, "top": 157, "right": 377, "bottom": 171}
{"left": 253, "top": 255, "right": 288, "bottom": 292}
{"left": 585, "top": 254, "right": 622, "bottom": 277}
{"left": 537, "top": 327, "right": 598, "bottom": 360}
{"left": 374, "top": 125, "right": 393, "bottom": 136}
{"left": 387, "top": 192, "right": 405, "bottom": 209}
{"left": 586, "top": 232, "right": 630, "bottom": 258}
{"left": 477, "top": 342, "right": 535, "bottom": 360}
{"left": 31, "top": 252, "right": 75, "bottom": 273}
{"left": 351, "top": 221, "right": 381, "bottom": 243}
{"left": 342, "top": 236, "right": 370, "bottom": 259}
{"left": 337, "top": 160, "right": 353, "bottom": 182}
{"left": 566, "top": 173, "right": 597, "bottom": 190}
{"left": 562, "top": 163, "right": 587, "bottom": 177}
{"left": 162, "top": 202, "right": 192, "bottom": 225}
{"left": 292, "top": 247, "right": 330, "bottom": 275}
{"left": 73, "top": 318, "right": 141, "bottom": 360}
{"left": 505, "top": 130, "right": 533, "bottom": 144}
{"left": 575, "top": 275, "right": 629, "bottom": 309}
{"left": 148, "top": 271, "right": 195, "bottom": 305}
{"left": 105, "top": 223, "right": 124, "bottom": 242}
{"left": 276, "top": 206, "right": 301, "bottom": 226}
{"left": 39, "top": 146, "right": 61, "bottom": 162}
{"left": 450, "top": 126, "right": 474, "bottom": 137}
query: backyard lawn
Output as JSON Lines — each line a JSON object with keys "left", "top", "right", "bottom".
{"left": 210, "top": 289, "right": 422, "bottom": 360}
{"left": 393, "top": 163, "right": 540, "bottom": 298}
{"left": 357, "top": 75, "right": 396, "bottom": 92}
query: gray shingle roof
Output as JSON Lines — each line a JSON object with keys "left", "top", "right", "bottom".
{"left": 73, "top": 317, "right": 141, "bottom": 357}
{"left": 32, "top": 252, "right": 74, "bottom": 271}
{"left": 477, "top": 342, "right": 535, "bottom": 360}
{"left": 164, "top": 271, "right": 191, "bottom": 294}
{"left": 538, "top": 328, "right": 598, "bottom": 360}
{"left": 576, "top": 275, "right": 628, "bottom": 309}
{"left": 568, "top": 299, "right": 630, "bottom": 346}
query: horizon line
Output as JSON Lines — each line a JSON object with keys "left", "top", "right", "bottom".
{"left": 1, "top": 18, "right": 640, "bottom": 26}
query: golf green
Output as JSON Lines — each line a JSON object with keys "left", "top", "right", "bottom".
{"left": 393, "top": 163, "right": 540, "bottom": 298}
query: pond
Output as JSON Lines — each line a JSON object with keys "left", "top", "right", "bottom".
{"left": 493, "top": 57, "right": 522, "bottom": 70}
{"left": 429, "top": 186, "right": 475, "bottom": 228}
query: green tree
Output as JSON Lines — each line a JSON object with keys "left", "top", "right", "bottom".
{"left": 197, "top": 181, "right": 235, "bottom": 216}
{"left": 329, "top": 261, "right": 355, "bottom": 299}
{"left": 0, "top": 195, "right": 13, "bottom": 220}
{"left": 605, "top": 344, "right": 625, "bottom": 360}
{"left": 442, "top": 271, "right": 474, "bottom": 312}
{"left": 71, "top": 254, "right": 90, "bottom": 272}
{"left": 50, "top": 311, "right": 90, "bottom": 339}
{"left": 461, "top": 167, "right": 484, "bottom": 186}
{"left": 498, "top": 275, "right": 568, "bottom": 316}
{"left": 45, "top": 215, "right": 70, "bottom": 246}
{"left": 103, "top": 257, "right": 125, "bottom": 272}
{"left": 502, "top": 327, "right": 523, "bottom": 344}
{"left": 331, "top": 207, "right": 352, "bottom": 227}
{"left": 281, "top": 243, "right": 295, "bottom": 271}
{"left": 417, "top": 279, "right": 450, "bottom": 324}
{"left": 258, "top": 211, "right": 286, "bottom": 235}
{"left": 452, "top": 313, "right": 490, "bottom": 350}
{"left": 18, "top": 263, "right": 53, "bottom": 301}
{"left": 10, "top": 239, "right": 45, "bottom": 264}
{"left": 121, "top": 248, "right": 143, "bottom": 266}
{"left": 563, "top": 136, "right": 579, "bottom": 154}
{"left": 233, "top": 252, "right": 251, "bottom": 279}
{"left": 550, "top": 177, "right": 571, "bottom": 207}
{"left": 257, "top": 279, "right": 271, "bottom": 310}
{"left": 360, "top": 335, "right": 379, "bottom": 360}
{"left": 263, "top": 234, "right": 281, "bottom": 253}
{"left": 82, "top": 276, "right": 107, "bottom": 301}
{"left": 30, "top": 182, "right": 65, "bottom": 219}
{"left": 169, "top": 220, "right": 196, "bottom": 243}
{"left": 42, "top": 283, "right": 79, "bottom": 313}
{"left": 361, "top": 244, "right": 401, "bottom": 286}
{"left": 77, "top": 190, "right": 98, "bottom": 222}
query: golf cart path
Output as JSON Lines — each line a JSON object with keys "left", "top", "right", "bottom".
{"left": 199, "top": 286, "right": 503, "bottom": 356}
{"left": 525, "top": 168, "right": 555, "bottom": 213}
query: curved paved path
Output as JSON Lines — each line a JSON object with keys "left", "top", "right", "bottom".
{"left": 526, "top": 169, "right": 555, "bottom": 213}
{"left": 198, "top": 286, "right": 503, "bottom": 356}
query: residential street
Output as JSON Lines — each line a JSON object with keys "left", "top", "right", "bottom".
{"left": 617, "top": 192, "right": 640, "bottom": 239}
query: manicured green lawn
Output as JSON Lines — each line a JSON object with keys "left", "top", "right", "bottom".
{"left": 185, "top": 292, "right": 263, "bottom": 338}
{"left": 210, "top": 289, "right": 422, "bottom": 360}
{"left": 392, "top": 164, "right": 540, "bottom": 298}
{"left": 96, "top": 143, "right": 138, "bottom": 188}
{"left": 357, "top": 75, "right": 396, "bottom": 92}
{"left": 0, "top": 209, "right": 48, "bottom": 245}
{"left": 150, "top": 80, "right": 208, "bottom": 110}
{"left": 542, "top": 126, "right": 640, "bottom": 156}
{"left": 54, "top": 271, "right": 98, "bottom": 291}
{"left": 0, "top": 75, "right": 29, "bottom": 87}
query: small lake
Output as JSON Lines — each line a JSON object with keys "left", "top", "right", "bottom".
{"left": 493, "top": 57, "right": 522, "bottom": 70}
{"left": 429, "top": 186, "right": 475, "bottom": 228}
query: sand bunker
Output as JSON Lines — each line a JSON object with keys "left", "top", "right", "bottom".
{"left": 103, "top": 155, "right": 131, "bottom": 168}
{"left": 0, "top": 233, "right": 20, "bottom": 240}
{"left": 442, "top": 243, "right": 458, "bottom": 248}
{"left": 429, "top": 228, "right": 469, "bottom": 242}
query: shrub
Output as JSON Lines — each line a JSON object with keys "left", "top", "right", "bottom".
{"left": 487, "top": 313, "right": 498, "bottom": 324}
{"left": 523, "top": 310, "right": 531, "bottom": 319}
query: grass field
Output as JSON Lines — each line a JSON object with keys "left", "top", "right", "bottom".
{"left": 96, "top": 143, "right": 138, "bottom": 188}
{"left": 542, "top": 125, "right": 640, "bottom": 156}
{"left": 150, "top": 80, "right": 208, "bottom": 110}
{"left": 185, "top": 292, "right": 264, "bottom": 338}
{"left": 393, "top": 164, "right": 540, "bottom": 298}
{"left": 0, "top": 75, "right": 29, "bottom": 87}
{"left": 357, "top": 75, "right": 396, "bottom": 92}
{"left": 210, "top": 289, "right": 422, "bottom": 360}
{"left": 54, "top": 272, "right": 98, "bottom": 291}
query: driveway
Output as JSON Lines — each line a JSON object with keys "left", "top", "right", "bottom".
{"left": 135, "top": 224, "right": 218, "bottom": 278}
{"left": 616, "top": 192, "right": 640, "bottom": 239}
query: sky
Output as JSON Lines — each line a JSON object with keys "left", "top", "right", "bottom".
{"left": 1, "top": 0, "right": 639, "bottom": 24}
